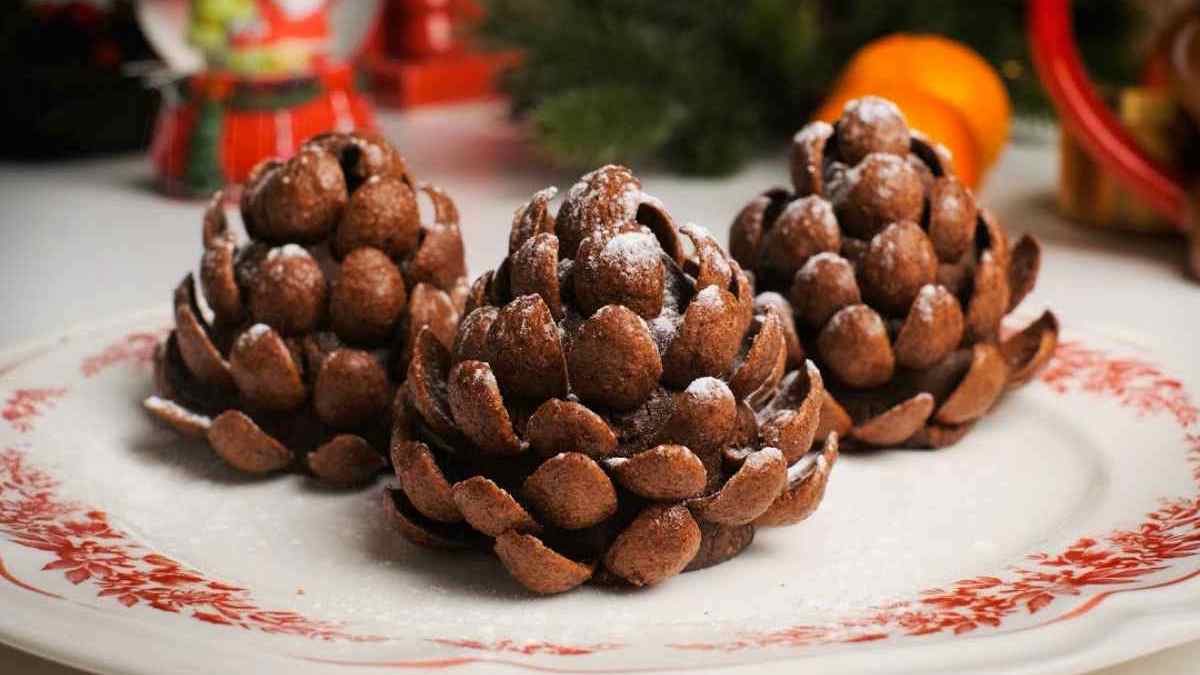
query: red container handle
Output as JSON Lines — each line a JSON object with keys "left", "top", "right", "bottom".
{"left": 1028, "top": 0, "right": 1189, "bottom": 230}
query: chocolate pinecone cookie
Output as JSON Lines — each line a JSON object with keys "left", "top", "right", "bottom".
{"left": 145, "top": 131, "right": 468, "bottom": 486}
{"left": 730, "top": 97, "right": 1059, "bottom": 449}
{"left": 387, "top": 166, "right": 838, "bottom": 594}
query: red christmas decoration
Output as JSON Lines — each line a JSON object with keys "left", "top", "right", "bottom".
{"left": 360, "top": 0, "right": 519, "bottom": 108}
{"left": 146, "top": 0, "right": 376, "bottom": 197}
{"left": 150, "top": 62, "right": 375, "bottom": 196}
{"left": 1029, "top": 0, "right": 1200, "bottom": 281}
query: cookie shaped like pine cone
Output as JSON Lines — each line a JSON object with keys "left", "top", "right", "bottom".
{"left": 145, "top": 131, "right": 468, "bottom": 486}
{"left": 730, "top": 97, "right": 1059, "bottom": 449}
{"left": 387, "top": 166, "right": 838, "bottom": 594}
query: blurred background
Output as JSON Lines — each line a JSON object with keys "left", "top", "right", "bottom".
{"left": 2, "top": 0, "right": 1198, "bottom": 239}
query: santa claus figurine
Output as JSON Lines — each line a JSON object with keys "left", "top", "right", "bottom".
{"left": 189, "top": 0, "right": 332, "bottom": 77}
{"left": 150, "top": 0, "right": 374, "bottom": 196}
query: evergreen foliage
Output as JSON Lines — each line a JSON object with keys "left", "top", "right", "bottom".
{"left": 480, "top": 0, "right": 1140, "bottom": 174}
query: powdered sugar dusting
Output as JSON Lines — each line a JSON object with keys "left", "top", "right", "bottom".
{"left": 495, "top": 296, "right": 556, "bottom": 344}
{"left": 756, "top": 291, "right": 787, "bottom": 305}
{"left": 746, "top": 446, "right": 784, "bottom": 468}
{"left": 680, "top": 222, "right": 716, "bottom": 244}
{"left": 939, "top": 190, "right": 962, "bottom": 214}
{"left": 933, "top": 139, "right": 955, "bottom": 163}
{"left": 828, "top": 305, "right": 884, "bottom": 338}
{"left": 526, "top": 231, "right": 559, "bottom": 258}
{"left": 864, "top": 153, "right": 908, "bottom": 201}
{"left": 912, "top": 284, "right": 940, "bottom": 323}
{"left": 144, "top": 396, "right": 212, "bottom": 429}
{"left": 513, "top": 186, "right": 559, "bottom": 224}
{"left": 824, "top": 162, "right": 853, "bottom": 203}
{"left": 236, "top": 323, "right": 271, "bottom": 350}
{"left": 598, "top": 231, "right": 661, "bottom": 273}
{"left": 618, "top": 184, "right": 642, "bottom": 217}
{"left": 649, "top": 308, "right": 679, "bottom": 354}
{"left": 267, "top": 243, "right": 311, "bottom": 261}
{"left": 469, "top": 364, "right": 499, "bottom": 390}
{"left": 871, "top": 153, "right": 905, "bottom": 180}
{"left": 802, "top": 251, "right": 844, "bottom": 269}
{"left": 691, "top": 285, "right": 725, "bottom": 311}
{"left": 593, "top": 304, "right": 621, "bottom": 320}
{"left": 680, "top": 222, "right": 732, "bottom": 281}
{"left": 638, "top": 192, "right": 669, "bottom": 214}
{"left": 783, "top": 196, "right": 838, "bottom": 232}
{"left": 685, "top": 376, "right": 729, "bottom": 402}
{"left": 572, "top": 165, "right": 641, "bottom": 224}
{"left": 845, "top": 96, "right": 904, "bottom": 126}
{"left": 798, "top": 252, "right": 848, "bottom": 282}
{"left": 795, "top": 121, "right": 833, "bottom": 145}
{"left": 564, "top": 178, "right": 588, "bottom": 207}
{"left": 594, "top": 303, "right": 652, "bottom": 331}
{"left": 870, "top": 226, "right": 902, "bottom": 273}
{"left": 834, "top": 151, "right": 911, "bottom": 204}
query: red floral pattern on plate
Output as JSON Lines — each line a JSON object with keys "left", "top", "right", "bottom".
{"left": 0, "top": 447, "right": 380, "bottom": 642}
{"left": 1041, "top": 341, "right": 1198, "bottom": 427}
{"left": 81, "top": 331, "right": 163, "bottom": 378}
{"left": 0, "top": 332, "right": 1197, "bottom": 665}
{"left": 675, "top": 339, "right": 1200, "bottom": 651}
{"left": 2, "top": 388, "right": 66, "bottom": 433}
{"left": 428, "top": 639, "right": 623, "bottom": 656}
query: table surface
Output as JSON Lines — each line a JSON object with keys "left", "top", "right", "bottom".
{"left": 1, "top": 102, "right": 1198, "bottom": 675}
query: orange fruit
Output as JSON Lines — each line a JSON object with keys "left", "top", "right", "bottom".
{"left": 814, "top": 85, "right": 981, "bottom": 189}
{"left": 827, "top": 34, "right": 1011, "bottom": 174}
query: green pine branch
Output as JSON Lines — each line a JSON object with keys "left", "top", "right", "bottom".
{"left": 480, "top": 0, "right": 1141, "bottom": 175}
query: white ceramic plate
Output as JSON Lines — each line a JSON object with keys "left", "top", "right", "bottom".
{"left": 1, "top": 309, "right": 1199, "bottom": 675}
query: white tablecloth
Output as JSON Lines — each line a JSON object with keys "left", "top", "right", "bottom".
{"left": 1, "top": 102, "right": 1196, "bottom": 674}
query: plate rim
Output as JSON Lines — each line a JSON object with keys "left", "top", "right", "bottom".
{"left": 1, "top": 309, "right": 1200, "bottom": 675}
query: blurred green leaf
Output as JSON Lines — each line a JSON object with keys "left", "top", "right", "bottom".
{"left": 533, "top": 85, "right": 683, "bottom": 168}
{"left": 480, "top": 0, "right": 1144, "bottom": 175}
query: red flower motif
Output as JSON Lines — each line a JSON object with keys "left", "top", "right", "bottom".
{"left": 1041, "top": 341, "right": 1199, "bottom": 429}
{"left": 429, "top": 640, "right": 623, "bottom": 656}
{"left": 3, "top": 335, "right": 1200, "bottom": 660}
{"left": 2, "top": 389, "right": 66, "bottom": 432}
{"left": 80, "top": 331, "right": 164, "bottom": 378}
{"left": 675, "top": 339, "right": 1200, "bottom": 651}
{"left": 0, "top": 446, "right": 381, "bottom": 642}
